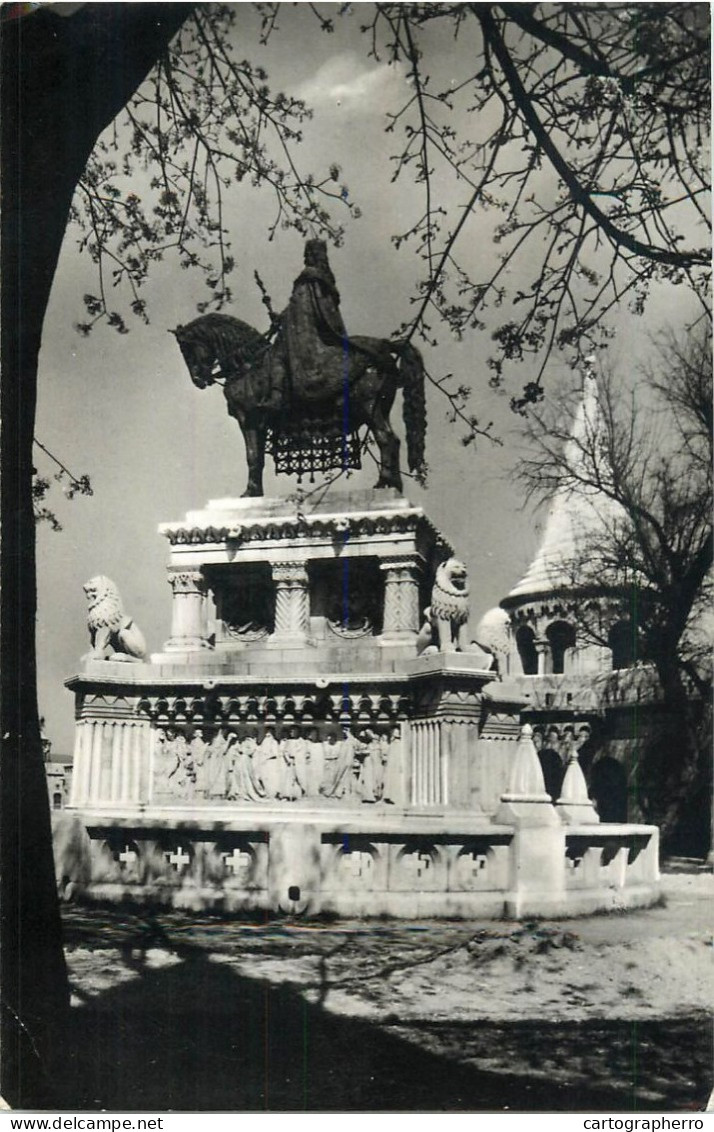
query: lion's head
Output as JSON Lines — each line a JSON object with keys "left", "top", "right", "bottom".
{"left": 430, "top": 557, "right": 470, "bottom": 628}
{"left": 435, "top": 558, "right": 469, "bottom": 597}
{"left": 83, "top": 575, "right": 125, "bottom": 631}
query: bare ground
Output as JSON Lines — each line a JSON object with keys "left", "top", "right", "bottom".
{"left": 55, "top": 873, "right": 712, "bottom": 1112}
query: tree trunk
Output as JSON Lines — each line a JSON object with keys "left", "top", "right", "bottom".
{"left": 642, "top": 647, "right": 710, "bottom": 854}
{"left": 0, "top": 4, "right": 190, "bottom": 1104}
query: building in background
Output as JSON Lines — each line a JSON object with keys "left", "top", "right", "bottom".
{"left": 475, "top": 376, "right": 706, "bottom": 847}
{"left": 42, "top": 726, "right": 73, "bottom": 810}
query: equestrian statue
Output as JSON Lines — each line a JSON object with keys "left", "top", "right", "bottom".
{"left": 170, "top": 240, "right": 426, "bottom": 496}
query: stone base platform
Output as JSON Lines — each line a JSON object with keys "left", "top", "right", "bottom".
{"left": 52, "top": 806, "right": 660, "bottom": 919}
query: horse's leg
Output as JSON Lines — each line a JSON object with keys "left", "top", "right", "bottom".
{"left": 241, "top": 420, "right": 266, "bottom": 497}
{"left": 370, "top": 368, "right": 402, "bottom": 491}
{"left": 228, "top": 392, "right": 265, "bottom": 497}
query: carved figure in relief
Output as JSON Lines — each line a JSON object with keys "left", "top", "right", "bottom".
{"left": 306, "top": 728, "right": 325, "bottom": 797}
{"left": 284, "top": 727, "right": 308, "bottom": 798}
{"left": 355, "top": 729, "right": 382, "bottom": 803}
{"left": 83, "top": 576, "right": 147, "bottom": 661}
{"left": 324, "top": 727, "right": 359, "bottom": 800}
{"left": 199, "top": 729, "right": 218, "bottom": 798}
{"left": 320, "top": 733, "right": 340, "bottom": 797}
{"left": 255, "top": 727, "right": 282, "bottom": 800}
{"left": 204, "top": 730, "right": 233, "bottom": 800}
{"left": 157, "top": 727, "right": 194, "bottom": 799}
{"left": 381, "top": 727, "right": 404, "bottom": 805}
{"left": 277, "top": 728, "right": 300, "bottom": 800}
{"left": 155, "top": 728, "right": 179, "bottom": 797}
{"left": 191, "top": 728, "right": 210, "bottom": 799}
{"left": 228, "top": 734, "right": 265, "bottom": 802}
{"left": 417, "top": 558, "right": 471, "bottom": 654}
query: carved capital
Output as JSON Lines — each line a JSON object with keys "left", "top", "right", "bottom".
{"left": 379, "top": 557, "right": 421, "bottom": 583}
{"left": 272, "top": 561, "right": 309, "bottom": 587}
{"left": 167, "top": 570, "right": 207, "bottom": 596}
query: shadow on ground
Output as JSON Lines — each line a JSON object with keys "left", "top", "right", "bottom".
{"left": 37, "top": 916, "right": 712, "bottom": 1113}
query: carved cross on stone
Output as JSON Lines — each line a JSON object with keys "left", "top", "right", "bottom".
{"left": 118, "top": 846, "right": 138, "bottom": 870}
{"left": 166, "top": 846, "right": 191, "bottom": 872}
{"left": 459, "top": 852, "right": 488, "bottom": 881}
{"left": 400, "top": 850, "right": 433, "bottom": 880}
{"left": 341, "top": 850, "right": 374, "bottom": 880}
{"left": 222, "top": 847, "right": 253, "bottom": 875}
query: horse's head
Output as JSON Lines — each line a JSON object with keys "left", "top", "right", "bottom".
{"left": 169, "top": 324, "right": 217, "bottom": 389}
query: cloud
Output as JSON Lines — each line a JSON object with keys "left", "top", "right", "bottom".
{"left": 296, "top": 52, "right": 405, "bottom": 113}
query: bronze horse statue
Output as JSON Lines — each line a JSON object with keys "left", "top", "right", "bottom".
{"left": 170, "top": 244, "right": 426, "bottom": 497}
{"left": 171, "top": 313, "right": 427, "bottom": 496}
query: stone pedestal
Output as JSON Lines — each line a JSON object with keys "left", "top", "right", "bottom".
{"left": 495, "top": 724, "right": 567, "bottom": 917}
{"left": 155, "top": 489, "right": 445, "bottom": 668}
{"left": 60, "top": 490, "right": 660, "bottom": 918}
{"left": 503, "top": 825, "right": 567, "bottom": 918}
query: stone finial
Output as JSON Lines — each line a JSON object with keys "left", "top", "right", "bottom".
{"left": 507, "top": 723, "right": 548, "bottom": 797}
{"left": 83, "top": 576, "right": 146, "bottom": 661}
{"left": 494, "top": 723, "right": 559, "bottom": 828}
{"left": 556, "top": 740, "right": 600, "bottom": 825}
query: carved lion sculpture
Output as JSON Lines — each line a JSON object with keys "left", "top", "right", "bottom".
{"left": 83, "top": 576, "right": 147, "bottom": 661}
{"left": 473, "top": 606, "right": 511, "bottom": 674}
{"left": 417, "top": 557, "right": 471, "bottom": 654}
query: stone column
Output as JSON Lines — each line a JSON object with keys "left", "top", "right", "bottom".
{"left": 379, "top": 557, "right": 421, "bottom": 644}
{"left": 120, "top": 723, "right": 135, "bottom": 803}
{"left": 164, "top": 570, "right": 212, "bottom": 651}
{"left": 270, "top": 561, "right": 311, "bottom": 646}
{"left": 88, "top": 720, "right": 105, "bottom": 803}
{"left": 535, "top": 637, "right": 550, "bottom": 675}
{"left": 110, "top": 723, "right": 124, "bottom": 801}
{"left": 410, "top": 719, "right": 446, "bottom": 807}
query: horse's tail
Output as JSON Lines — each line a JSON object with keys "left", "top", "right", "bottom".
{"left": 397, "top": 342, "right": 427, "bottom": 480}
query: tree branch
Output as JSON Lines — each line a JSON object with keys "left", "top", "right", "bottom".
{"left": 476, "top": 5, "right": 709, "bottom": 270}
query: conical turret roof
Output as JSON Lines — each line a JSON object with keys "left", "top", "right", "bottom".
{"left": 502, "top": 370, "right": 626, "bottom": 606}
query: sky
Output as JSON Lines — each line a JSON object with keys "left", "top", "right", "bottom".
{"left": 34, "top": 3, "right": 701, "bottom": 753}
